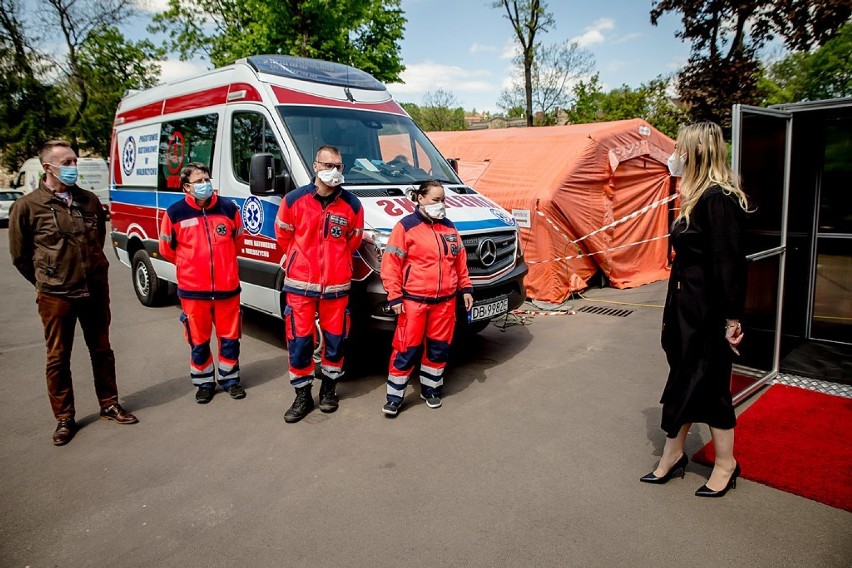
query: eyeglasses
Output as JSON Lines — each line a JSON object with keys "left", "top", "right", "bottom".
{"left": 316, "top": 161, "right": 344, "bottom": 171}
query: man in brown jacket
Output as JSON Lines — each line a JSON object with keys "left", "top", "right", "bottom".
{"left": 8, "top": 140, "right": 138, "bottom": 446}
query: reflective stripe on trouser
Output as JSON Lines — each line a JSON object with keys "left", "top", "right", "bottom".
{"left": 284, "top": 293, "right": 349, "bottom": 388}
{"left": 386, "top": 298, "right": 455, "bottom": 402}
{"left": 179, "top": 295, "right": 242, "bottom": 388}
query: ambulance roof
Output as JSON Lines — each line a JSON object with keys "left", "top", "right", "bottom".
{"left": 243, "top": 55, "right": 386, "bottom": 92}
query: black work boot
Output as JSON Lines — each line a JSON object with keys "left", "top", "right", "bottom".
{"left": 318, "top": 376, "right": 339, "bottom": 413}
{"left": 284, "top": 385, "right": 314, "bottom": 423}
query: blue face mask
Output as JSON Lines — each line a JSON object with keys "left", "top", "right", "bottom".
{"left": 191, "top": 181, "right": 214, "bottom": 200}
{"left": 52, "top": 165, "right": 78, "bottom": 186}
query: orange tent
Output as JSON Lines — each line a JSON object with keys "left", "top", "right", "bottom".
{"left": 428, "top": 119, "right": 676, "bottom": 303}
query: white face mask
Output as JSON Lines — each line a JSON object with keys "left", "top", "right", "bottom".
{"left": 317, "top": 168, "right": 344, "bottom": 187}
{"left": 422, "top": 202, "right": 446, "bottom": 219}
{"left": 667, "top": 153, "right": 685, "bottom": 177}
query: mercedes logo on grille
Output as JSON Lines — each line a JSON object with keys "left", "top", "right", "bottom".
{"left": 477, "top": 238, "right": 498, "bottom": 267}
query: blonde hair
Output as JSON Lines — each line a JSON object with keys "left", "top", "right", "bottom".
{"left": 675, "top": 122, "right": 749, "bottom": 224}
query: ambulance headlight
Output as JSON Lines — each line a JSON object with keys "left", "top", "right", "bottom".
{"left": 360, "top": 229, "right": 390, "bottom": 272}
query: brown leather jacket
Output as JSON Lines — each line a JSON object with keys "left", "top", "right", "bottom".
{"left": 8, "top": 180, "right": 109, "bottom": 298}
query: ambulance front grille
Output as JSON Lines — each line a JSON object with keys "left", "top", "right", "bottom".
{"left": 463, "top": 231, "right": 517, "bottom": 277}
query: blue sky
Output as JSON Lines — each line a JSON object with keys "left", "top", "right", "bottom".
{"left": 123, "top": 1, "right": 711, "bottom": 112}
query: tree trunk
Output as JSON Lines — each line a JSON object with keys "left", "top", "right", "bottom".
{"left": 524, "top": 53, "right": 534, "bottom": 127}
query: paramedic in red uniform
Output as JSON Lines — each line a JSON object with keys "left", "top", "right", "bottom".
{"left": 275, "top": 145, "right": 364, "bottom": 423}
{"left": 159, "top": 162, "right": 246, "bottom": 404}
{"left": 8, "top": 140, "right": 138, "bottom": 446}
{"left": 380, "top": 180, "right": 474, "bottom": 417}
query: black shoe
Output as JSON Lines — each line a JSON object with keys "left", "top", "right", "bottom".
{"left": 640, "top": 453, "right": 688, "bottom": 484}
{"left": 52, "top": 419, "right": 77, "bottom": 446}
{"left": 284, "top": 385, "right": 314, "bottom": 423}
{"left": 695, "top": 462, "right": 741, "bottom": 497}
{"left": 226, "top": 384, "right": 246, "bottom": 399}
{"left": 420, "top": 393, "right": 442, "bottom": 409}
{"left": 382, "top": 400, "right": 402, "bottom": 417}
{"left": 99, "top": 403, "right": 139, "bottom": 424}
{"left": 318, "top": 377, "right": 339, "bottom": 413}
{"left": 196, "top": 387, "right": 215, "bottom": 404}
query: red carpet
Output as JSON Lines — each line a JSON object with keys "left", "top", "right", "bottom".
{"left": 692, "top": 384, "right": 852, "bottom": 511}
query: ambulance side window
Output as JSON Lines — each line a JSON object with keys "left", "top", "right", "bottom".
{"left": 158, "top": 113, "right": 219, "bottom": 192}
{"left": 231, "top": 112, "right": 285, "bottom": 184}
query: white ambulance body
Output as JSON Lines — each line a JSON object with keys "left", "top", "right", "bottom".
{"left": 109, "top": 55, "right": 527, "bottom": 331}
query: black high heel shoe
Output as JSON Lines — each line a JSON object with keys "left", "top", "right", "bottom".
{"left": 695, "top": 462, "right": 741, "bottom": 497}
{"left": 640, "top": 453, "right": 688, "bottom": 484}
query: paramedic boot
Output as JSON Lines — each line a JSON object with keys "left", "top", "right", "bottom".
{"left": 318, "top": 376, "right": 339, "bottom": 413}
{"left": 284, "top": 385, "right": 314, "bottom": 423}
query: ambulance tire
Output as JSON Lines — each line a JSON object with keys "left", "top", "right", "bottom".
{"left": 132, "top": 249, "right": 169, "bottom": 307}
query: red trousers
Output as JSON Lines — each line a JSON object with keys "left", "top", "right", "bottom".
{"left": 284, "top": 293, "right": 349, "bottom": 388}
{"left": 37, "top": 287, "right": 118, "bottom": 420}
{"left": 179, "top": 295, "right": 241, "bottom": 388}
{"left": 386, "top": 298, "right": 455, "bottom": 402}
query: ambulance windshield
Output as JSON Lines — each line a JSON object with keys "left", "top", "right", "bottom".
{"left": 277, "top": 105, "right": 461, "bottom": 186}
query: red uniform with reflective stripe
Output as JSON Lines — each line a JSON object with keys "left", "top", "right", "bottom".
{"left": 381, "top": 209, "right": 473, "bottom": 306}
{"left": 274, "top": 183, "right": 364, "bottom": 298}
{"left": 159, "top": 193, "right": 242, "bottom": 299}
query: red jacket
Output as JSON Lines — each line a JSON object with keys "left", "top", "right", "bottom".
{"left": 159, "top": 193, "right": 242, "bottom": 299}
{"left": 275, "top": 183, "right": 364, "bottom": 298}
{"left": 381, "top": 209, "right": 473, "bottom": 306}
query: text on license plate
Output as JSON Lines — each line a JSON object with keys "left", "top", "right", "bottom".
{"left": 471, "top": 298, "right": 509, "bottom": 321}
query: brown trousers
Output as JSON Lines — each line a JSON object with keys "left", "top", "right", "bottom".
{"left": 36, "top": 285, "right": 118, "bottom": 420}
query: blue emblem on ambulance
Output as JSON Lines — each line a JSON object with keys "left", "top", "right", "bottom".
{"left": 490, "top": 208, "right": 516, "bottom": 226}
{"left": 122, "top": 137, "right": 136, "bottom": 176}
{"left": 242, "top": 196, "right": 265, "bottom": 236}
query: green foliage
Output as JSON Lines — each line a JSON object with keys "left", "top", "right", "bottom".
{"left": 151, "top": 0, "right": 406, "bottom": 83}
{"left": 408, "top": 89, "right": 466, "bottom": 132}
{"left": 566, "top": 74, "right": 688, "bottom": 138}
{"left": 759, "top": 23, "right": 852, "bottom": 105}
{"left": 651, "top": 0, "right": 851, "bottom": 126}
{"left": 74, "top": 26, "right": 164, "bottom": 158}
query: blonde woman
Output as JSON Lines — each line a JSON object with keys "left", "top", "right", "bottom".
{"left": 640, "top": 122, "right": 749, "bottom": 497}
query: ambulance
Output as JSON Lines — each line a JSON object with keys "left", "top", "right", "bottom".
{"left": 109, "top": 55, "right": 527, "bottom": 333}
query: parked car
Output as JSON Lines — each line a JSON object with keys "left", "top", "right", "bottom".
{"left": 0, "top": 189, "right": 24, "bottom": 226}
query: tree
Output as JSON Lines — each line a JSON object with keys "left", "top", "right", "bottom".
{"left": 566, "top": 74, "right": 688, "bottom": 138}
{"left": 651, "top": 0, "right": 851, "bottom": 127}
{"left": 0, "top": 0, "right": 66, "bottom": 170}
{"left": 492, "top": 0, "right": 554, "bottom": 127}
{"left": 759, "top": 22, "right": 852, "bottom": 105}
{"left": 74, "top": 26, "right": 163, "bottom": 157}
{"left": 417, "top": 89, "right": 466, "bottom": 132}
{"left": 498, "top": 40, "right": 595, "bottom": 125}
{"left": 151, "top": 0, "right": 406, "bottom": 83}
{"left": 0, "top": 0, "right": 161, "bottom": 169}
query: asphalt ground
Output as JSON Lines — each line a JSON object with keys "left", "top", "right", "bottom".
{"left": 1, "top": 226, "right": 849, "bottom": 567}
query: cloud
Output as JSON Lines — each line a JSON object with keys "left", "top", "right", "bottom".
{"left": 469, "top": 43, "right": 499, "bottom": 54}
{"left": 613, "top": 32, "right": 641, "bottom": 44}
{"left": 501, "top": 38, "right": 520, "bottom": 60}
{"left": 605, "top": 60, "right": 630, "bottom": 72}
{"left": 388, "top": 61, "right": 494, "bottom": 95}
{"left": 155, "top": 59, "right": 210, "bottom": 84}
{"left": 133, "top": 0, "right": 171, "bottom": 12}
{"left": 572, "top": 18, "right": 615, "bottom": 47}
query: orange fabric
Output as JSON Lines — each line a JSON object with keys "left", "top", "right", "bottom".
{"left": 428, "top": 119, "right": 676, "bottom": 302}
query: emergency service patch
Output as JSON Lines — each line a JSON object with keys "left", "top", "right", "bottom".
{"left": 330, "top": 225, "right": 342, "bottom": 238}
{"left": 329, "top": 214, "right": 348, "bottom": 226}
{"left": 216, "top": 224, "right": 227, "bottom": 236}
{"left": 451, "top": 244, "right": 459, "bottom": 255}
{"left": 242, "top": 195, "right": 264, "bottom": 236}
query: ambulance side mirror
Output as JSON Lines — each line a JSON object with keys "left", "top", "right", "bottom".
{"left": 447, "top": 158, "right": 459, "bottom": 174}
{"left": 249, "top": 153, "right": 294, "bottom": 195}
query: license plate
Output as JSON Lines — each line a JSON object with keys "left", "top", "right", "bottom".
{"left": 471, "top": 297, "right": 509, "bottom": 321}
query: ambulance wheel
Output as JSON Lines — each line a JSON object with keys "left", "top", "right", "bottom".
{"left": 132, "top": 250, "right": 168, "bottom": 307}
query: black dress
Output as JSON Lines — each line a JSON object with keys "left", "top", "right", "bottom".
{"left": 660, "top": 185, "right": 747, "bottom": 437}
